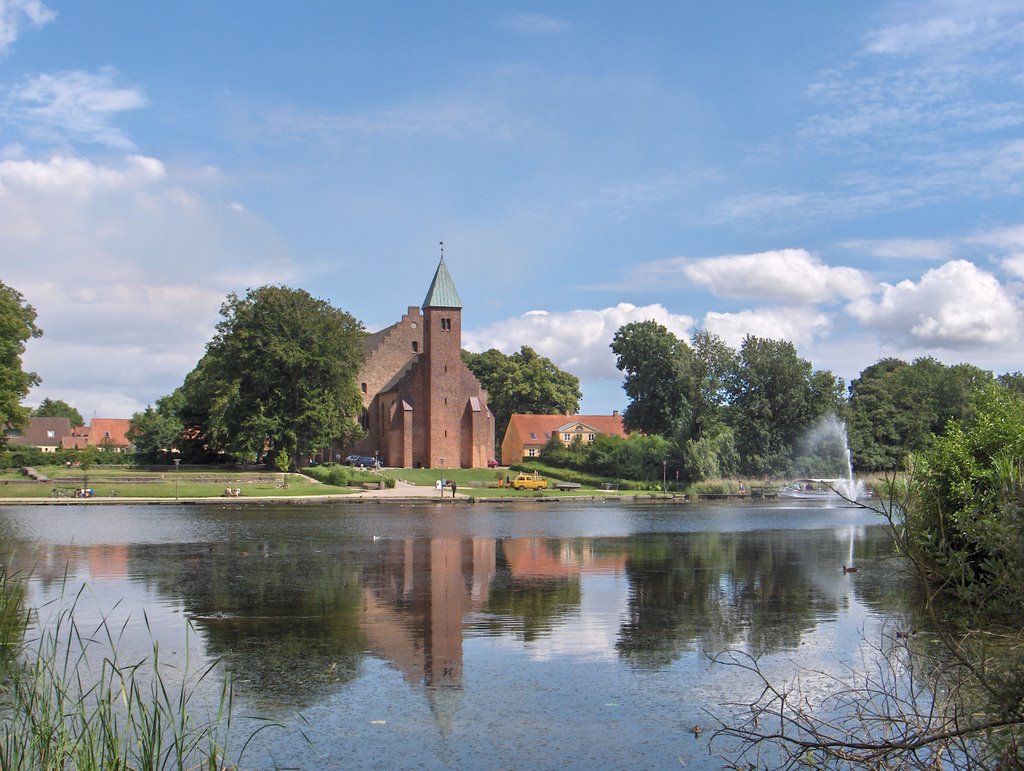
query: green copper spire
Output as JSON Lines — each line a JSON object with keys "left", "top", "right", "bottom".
{"left": 422, "top": 256, "right": 462, "bottom": 309}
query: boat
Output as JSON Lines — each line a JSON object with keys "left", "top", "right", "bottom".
{"left": 779, "top": 478, "right": 872, "bottom": 502}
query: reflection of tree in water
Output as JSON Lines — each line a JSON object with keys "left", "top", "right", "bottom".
{"left": 618, "top": 528, "right": 895, "bottom": 666}
{"left": 485, "top": 540, "right": 581, "bottom": 642}
{"left": 133, "top": 541, "right": 366, "bottom": 706}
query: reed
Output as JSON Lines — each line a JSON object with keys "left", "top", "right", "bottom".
{"left": 0, "top": 569, "right": 278, "bottom": 770}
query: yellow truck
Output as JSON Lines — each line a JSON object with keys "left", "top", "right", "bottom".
{"left": 511, "top": 472, "right": 548, "bottom": 491}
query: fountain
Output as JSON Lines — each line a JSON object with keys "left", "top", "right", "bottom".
{"left": 790, "top": 414, "right": 868, "bottom": 502}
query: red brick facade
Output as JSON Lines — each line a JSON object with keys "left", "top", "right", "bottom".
{"left": 345, "top": 259, "right": 494, "bottom": 469}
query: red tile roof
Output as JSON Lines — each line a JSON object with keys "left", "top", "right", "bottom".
{"left": 506, "top": 413, "right": 627, "bottom": 442}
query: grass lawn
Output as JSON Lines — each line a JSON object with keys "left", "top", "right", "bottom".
{"left": 0, "top": 467, "right": 353, "bottom": 499}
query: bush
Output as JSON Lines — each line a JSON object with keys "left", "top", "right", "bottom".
{"left": 905, "top": 383, "right": 1024, "bottom": 616}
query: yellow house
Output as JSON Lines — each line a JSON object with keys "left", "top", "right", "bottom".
{"left": 500, "top": 413, "right": 627, "bottom": 466}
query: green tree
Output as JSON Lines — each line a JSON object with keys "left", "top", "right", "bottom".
{"left": 684, "top": 330, "right": 737, "bottom": 442}
{"left": 33, "top": 398, "right": 84, "bottom": 427}
{"left": 611, "top": 321, "right": 692, "bottom": 437}
{"left": 847, "top": 357, "right": 992, "bottom": 471}
{"left": 0, "top": 282, "right": 42, "bottom": 442}
{"left": 998, "top": 371, "right": 1024, "bottom": 397}
{"left": 181, "top": 286, "right": 365, "bottom": 467}
{"left": 463, "top": 346, "right": 582, "bottom": 441}
{"left": 129, "top": 391, "right": 185, "bottom": 464}
{"left": 904, "top": 382, "right": 1024, "bottom": 615}
{"left": 726, "top": 336, "right": 818, "bottom": 476}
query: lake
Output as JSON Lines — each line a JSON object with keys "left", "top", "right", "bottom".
{"left": 0, "top": 498, "right": 910, "bottom": 769}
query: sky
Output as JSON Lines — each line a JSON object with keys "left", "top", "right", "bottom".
{"left": 2, "top": 0, "right": 1023, "bottom": 421}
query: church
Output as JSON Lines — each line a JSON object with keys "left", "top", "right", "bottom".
{"left": 344, "top": 257, "right": 495, "bottom": 469}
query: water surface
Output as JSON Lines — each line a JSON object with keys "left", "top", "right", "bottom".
{"left": 0, "top": 499, "right": 908, "bottom": 769}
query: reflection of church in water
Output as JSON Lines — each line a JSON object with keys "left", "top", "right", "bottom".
{"left": 359, "top": 536, "right": 625, "bottom": 730}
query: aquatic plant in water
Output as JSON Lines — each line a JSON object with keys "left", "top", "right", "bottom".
{"left": 0, "top": 578, "right": 281, "bottom": 770}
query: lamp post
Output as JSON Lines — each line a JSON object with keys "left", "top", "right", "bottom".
{"left": 663, "top": 460, "right": 667, "bottom": 493}
{"left": 173, "top": 458, "right": 181, "bottom": 500}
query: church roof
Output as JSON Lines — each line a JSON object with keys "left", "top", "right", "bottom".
{"left": 422, "top": 257, "right": 462, "bottom": 310}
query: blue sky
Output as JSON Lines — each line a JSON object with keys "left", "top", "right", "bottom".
{"left": 2, "top": 0, "right": 1022, "bottom": 419}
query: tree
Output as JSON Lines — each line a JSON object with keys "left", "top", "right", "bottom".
{"left": 847, "top": 357, "right": 993, "bottom": 471}
{"left": 0, "top": 282, "right": 42, "bottom": 442}
{"left": 463, "top": 346, "right": 582, "bottom": 441}
{"left": 684, "top": 330, "right": 737, "bottom": 442}
{"left": 611, "top": 321, "right": 692, "bottom": 437}
{"left": 181, "top": 285, "right": 366, "bottom": 467}
{"left": 998, "top": 371, "right": 1024, "bottom": 397}
{"left": 129, "top": 391, "right": 185, "bottom": 463}
{"left": 726, "top": 336, "right": 818, "bottom": 476}
{"left": 33, "top": 398, "right": 84, "bottom": 427}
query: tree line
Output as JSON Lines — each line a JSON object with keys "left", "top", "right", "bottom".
{"left": 605, "top": 319, "right": 1023, "bottom": 482}
{"left": 3, "top": 278, "right": 1020, "bottom": 481}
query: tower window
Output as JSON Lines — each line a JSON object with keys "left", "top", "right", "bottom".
{"left": 441, "top": 317, "right": 451, "bottom": 331}
{"left": 361, "top": 382, "right": 367, "bottom": 393}
{"left": 412, "top": 341, "right": 418, "bottom": 353}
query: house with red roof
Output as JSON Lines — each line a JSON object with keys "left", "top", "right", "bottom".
{"left": 60, "top": 418, "right": 134, "bottom": 453}
{"left": 500, "top": 413, "right": 627, "bottom": 466}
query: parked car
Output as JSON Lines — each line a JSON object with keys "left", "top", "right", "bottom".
{"left": 487, "top": 458, "right": 500, "bottom": 468}
{"left": 511, "top": 472, "right": 548, "bottom": 490}
{"left": 344, "top": 454, "right": 382, "bottom": 468}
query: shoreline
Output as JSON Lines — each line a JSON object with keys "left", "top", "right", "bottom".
{"left": 0, "top": 490, "right": 690, "bottom": 506}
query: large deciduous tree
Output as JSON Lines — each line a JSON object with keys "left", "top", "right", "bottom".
{"left": 463, "top": 345, "right": 581, "bottom": 442}
{"left": 129, "top": 391, "right": 186, "bottom": 463}
{"left": 726, "top": 336, "right": 836, "bottom": 476}
{"left": 847, "top": 357, "right": 992, "bottom": 471}
{"left": 0, "top": 282, "right": 42, "bottom": 441}
{"left": 33, "top": 398, "right": 84, "bottom": 427}
{"left": 182, "top": 286, "right": 365, "bottom": 467}
{"left": 611, "top": 320, "right": 692, "bottom": 437}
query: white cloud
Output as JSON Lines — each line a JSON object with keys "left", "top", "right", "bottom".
{"left": 702, "top": 308, "right": 832, "bottom": 350}
{"left": 9, "top": 68, "right": 147, "bottom": 149}
{"left": 0, "top": 154, "right": 164, "bottom": 197}
{"left": 497, "top": 14, "right": 570, "bottom": 34}
{"left": 839, "top": 237, "right": 955, "bottom": 261}
{"left": 846, "top": 259, "right": 1020, "bottom": 348}
{"left": 1003, "top": 254, "right": 1024, "bottom": 279}
{"left": 966, "top": 223, "right": 1024, "bottom": 250}
{"left": 0, "top": 0, "right": 55, "bottom": 57}
{"left": 463, "top": 303, "right": 694, "bottom": 381}
{"left": 863, "top": 16, "right": 983, "bottom": 56}
{"left": 1, "top": 152, "right": 294, "bottom": 418}
{"left": 678, "top": 249, "right": 873, "bottom": 304}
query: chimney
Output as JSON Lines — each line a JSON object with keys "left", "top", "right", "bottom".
{"left": 612, "top": 410, "right": 619, "bottom": 417}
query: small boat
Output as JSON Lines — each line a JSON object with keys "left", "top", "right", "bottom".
{"left": 780, "top": 478, "right": 872, "bottom": 502}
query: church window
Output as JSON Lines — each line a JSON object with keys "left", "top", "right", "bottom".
{"left": 441, "top": 317, "right": 451, "bottom": 331}
{"left": 412, "top": 341, "right": 418, "bottom": 353}
{"left": 361, "top": 382, "right": 367, "bottom": 393}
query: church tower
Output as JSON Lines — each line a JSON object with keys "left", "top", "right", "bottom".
{"left": 421, "top": 256, "right": 464, "bottom": 468}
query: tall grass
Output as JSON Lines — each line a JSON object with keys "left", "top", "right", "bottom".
{"left": 0, "top": 569, "right": 280, "bottom": 769}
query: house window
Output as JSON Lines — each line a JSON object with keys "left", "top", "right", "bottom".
{"left": 47, "top": 430, "right": 55, "bottom": 438}
{"left": 103, "top": 431, "right": 110, "bottom": 438}
{"left": 563, "top": 433, "right": 571, "bottom": 441}
{"left": 412, "top": 341, "right": 418, "bottom": 353}
{"left": 587, "top": 433, "right": 595, "bottom": 442}
{"left": 528, "top": 448, "right": 537, "bottom": 457}
{"left": 529, "top": 432, "right": 536, "bottom": 440}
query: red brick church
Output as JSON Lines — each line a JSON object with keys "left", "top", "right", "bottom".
{"left": 344, "top": 257, "right": 495, "bottom": 468}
